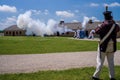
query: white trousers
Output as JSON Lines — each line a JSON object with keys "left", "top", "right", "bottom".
{"left": 93, "top": 45, "right": 115, "bottom": 78}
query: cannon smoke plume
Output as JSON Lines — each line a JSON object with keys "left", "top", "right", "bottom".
{"left": 17, "top": 11, "right": 64, "bottom": 36}
{"left": 82, "top": 16, "right": 100, "bottom": 29}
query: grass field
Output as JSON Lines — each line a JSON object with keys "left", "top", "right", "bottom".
{"left": 0, "top": 36, "right": 120, "bottom": 55}
{"left": 0, "top": 66, "right": 120, "bottom": 80}
{"left": 0, "top": 36, "right": 97, "bottom": 55}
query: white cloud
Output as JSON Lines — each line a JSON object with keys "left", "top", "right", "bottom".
{"left": 104, "top": 2, "right": 120, "bottom": 7}
{"left": 75, "top": 10, "right": 79, "bottom": 13}
{"left": 44, "top": 9, "right": 49, "bottom": 15}
{"left": 0, "top": 5, "right": 17, "bottom": 12}
{"left": 56, "top": 11, "right": 74, "bottom": 18}
{"left": 30, "top": 9, "right": 49, "bottom": 15}
{"left": 91, "top": 16, "right": 100, "bottom": 22}
{"left": 7, "top": 16, "right": 17, "bottom": 22}
{"left": 90, "top": 3, "right": 99, "bottom": 7}
{"left": 0, "top": 16, "right": 17, "bottom": 30}
{"left": 30, "top": 10, "right": 41, "bottom": 15}
{"left": 72, "top": 20, "right": 79, "bottom": 23}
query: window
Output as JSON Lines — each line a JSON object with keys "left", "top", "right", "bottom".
{"left": 9, "top": 32, "right": 11, "bottom": 35}
{"left": 6, "top": 31, "right": 8, "bottom": 34}
{"left": 19, "top": 31, "right": 22, "bottom": 34}
{"left": 16, "top": 31, "right": 18, "bottom": 35}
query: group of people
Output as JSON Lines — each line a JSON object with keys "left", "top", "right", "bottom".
{"left": 74, "top": 29, "right": 85, "bottom": 39}
{"left": 74, "top": 29, "right": 95, "bottom": 39}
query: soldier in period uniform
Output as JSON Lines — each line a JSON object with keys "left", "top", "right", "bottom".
{"left": 88, "top": 29, "right": 95, "bottom": 39}
{"left": 92, "top": 6, "right": 120, "bottom": 80}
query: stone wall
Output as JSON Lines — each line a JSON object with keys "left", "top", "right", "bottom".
{"left": 4, "top": 30, "right": 26, "bottom": 36}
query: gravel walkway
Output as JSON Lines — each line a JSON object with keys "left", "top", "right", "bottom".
{"left": 0, "top": 51, "right": 120, "bottom": 74}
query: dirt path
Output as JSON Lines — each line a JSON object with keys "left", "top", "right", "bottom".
{"left": 0, "top": 51, "right": 120, "bottom": 74}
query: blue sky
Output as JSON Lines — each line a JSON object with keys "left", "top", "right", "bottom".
{"left": 0, "top": 0, "right": 120, "bottom": 30}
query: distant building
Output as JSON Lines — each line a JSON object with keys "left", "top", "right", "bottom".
{"left": 59, "top": 21, "right": 82, "bottom": 30}
{"left": 4, "top": 25, "right": 26, "bottom": 36}
{"left": 86, "top": 21, "right": 102, "bottom": 37}
{"left": 57, "top": 21, "right": 82, "bottom": 37}
{"left": 59, "top": 20, "right": 120, "bottom": 38}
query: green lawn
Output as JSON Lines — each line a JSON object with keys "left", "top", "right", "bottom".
{"left": 0, "top": 66, "right": 120, "bottom": 80}
{"left": 0, "top": 36, "right": 120, "bottom": 55}
{"left": 0, "top": 36, "right": 97, "bottom": 55}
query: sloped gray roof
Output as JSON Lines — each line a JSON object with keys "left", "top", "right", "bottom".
{"left": 64, "top": 22, "right": 82, "bottom": 29}
{"left": 59, "top": 21, "right": 120, "bottom": 30}
{"left": 4, "top": 25, "right": 25, "bottom": 31}
{"left": 86, "top": 21, "right": 120, "bottom": 30}
{"left": 58, "top": 22, "right": 82, "bottom": 30}
{"left": 116, "top": 21, "right": 120, "bottom": 24}
{"left": 86, "top": 22, "right": 102, "bottom": 30}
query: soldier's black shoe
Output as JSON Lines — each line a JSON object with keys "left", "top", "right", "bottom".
{"left": 92, "top": 77, "right": 100, "bottom": 80}
{"left": 110, "top": 78, "right": 116, "bottom": 80}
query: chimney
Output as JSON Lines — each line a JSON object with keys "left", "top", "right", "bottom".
{"left": 88, "top": 19, "right": 93, "bottom": 24}
{"left": 60, "top": 20, "right": 64, "bottom": 25}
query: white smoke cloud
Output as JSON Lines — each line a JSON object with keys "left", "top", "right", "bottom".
{"left": 17, "top": 10, "right": 64, "bottom": 36}
{"left": 82, "top": 16, "right": 89, "bottom": 29}
{"left": 82, "top": 16, "right": 100, "bottom": 29}
{"left": 0, "top": 5, "right": 17, "bottom": 13}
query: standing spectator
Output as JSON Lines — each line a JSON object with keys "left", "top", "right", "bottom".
{"left": 74, "top": 30, "right": 77, "bottom": 38}
{"left": 76, "top": 29, "right": 80, "bottom": 38}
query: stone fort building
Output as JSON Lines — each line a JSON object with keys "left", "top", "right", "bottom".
{"left": 3, "top": 21, "right": 120, "bottom": 37}
{"left": 59, "top": 20, "right": 120, "bottom": 38}
{"left": 4, "top": 25, "right": 26, "bottom": 36}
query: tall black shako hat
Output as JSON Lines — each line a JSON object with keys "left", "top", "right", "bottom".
{"left": 103, "top": 6, "right": 112, "bottom": 20}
